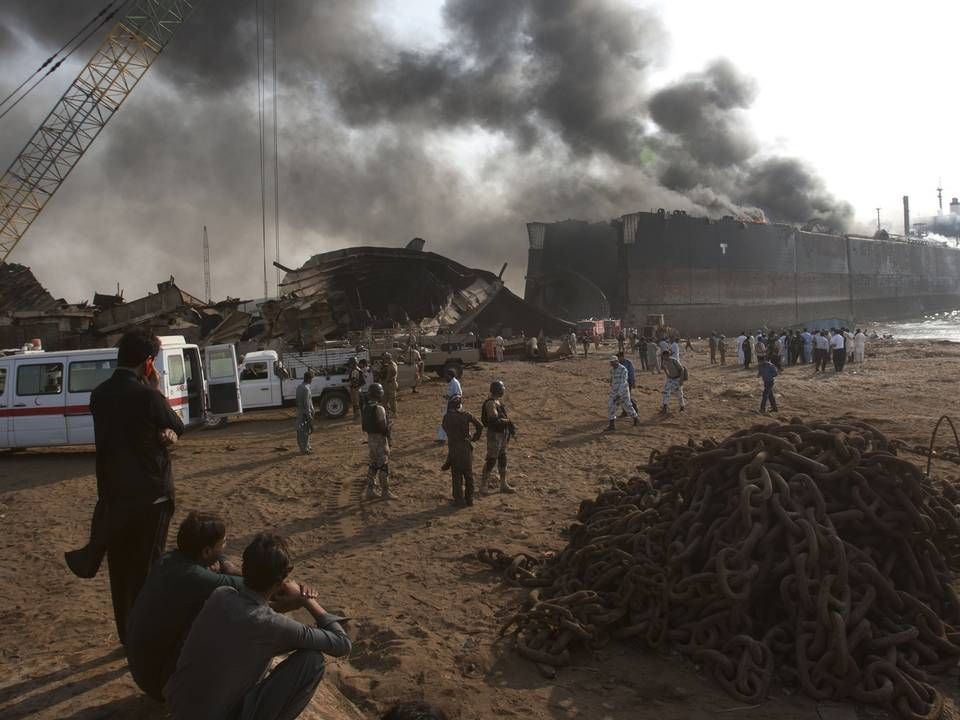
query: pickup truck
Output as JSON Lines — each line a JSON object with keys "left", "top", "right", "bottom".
{"left": 367, "top": 333, "right": 480, "bottom": 380}
{"left": 237, "top": 348, "right": 371, "bottom": 419}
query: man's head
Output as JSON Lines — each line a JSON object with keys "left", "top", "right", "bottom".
{"left": 447, "top": 395, "right": 462, "bottom": 411}
{"left": 608, "top": 355, "right": 619, "bottom": 367}
{"left": 242, "top": 533, "right": 293, "bottom": 595}
{"left": 117, "top": 328, "right": 161, "bottom": 376}
{"left": 617, "top": 351, "right": 625, "bottom": 361}
{"left": 661, "top": 350, "right": 671, "bottom": 358}
{"left": 368, "top": 383, "right": 384, "bottom": 401}
{"left": 303, "top": 370, "right": 314, "bottom": 384}
{"left": 383, "top": 352, "right": 392, "bottom": 361}
{"left": 381, "top": 702, "right": 448, "bottom": 720}
{"left": 347, "top": 357, "right": 357, "bottom": 368}
{"left": 445, "top": 367, "right": 457, "bottom": 379}
{"left": 489, "top": 380, "right": 505, "bottom": 398}
{"left": 177, "top": 511, "right": 227, "bottom": 566}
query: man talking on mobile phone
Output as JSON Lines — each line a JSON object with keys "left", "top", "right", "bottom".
{"left": 67, "top": 328, "right": 185, "bottom": 644}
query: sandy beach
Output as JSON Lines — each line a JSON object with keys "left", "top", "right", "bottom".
{"left": 2, "top": 338, "right": 960, "bottom": 720}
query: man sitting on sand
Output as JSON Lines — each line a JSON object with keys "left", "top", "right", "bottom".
{"left": 165, "top": 532, "right": 351, "bottom": 720}
{"left": 126, "top": 511, "right": 243, "bottom": 701}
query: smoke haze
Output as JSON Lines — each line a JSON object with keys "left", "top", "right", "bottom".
{"left": 0, "top": 0, "right": 853, "bottom": 302}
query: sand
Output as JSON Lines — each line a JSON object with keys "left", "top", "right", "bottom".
{"left": 1, "top": 338, "right": 960, "bottom": 720}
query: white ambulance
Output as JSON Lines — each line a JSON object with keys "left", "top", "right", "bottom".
{"left": 0, "top": 336, "right": 241, "bottom": 450}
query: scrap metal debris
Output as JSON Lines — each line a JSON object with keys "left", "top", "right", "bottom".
{"left": 480, "top": 419, "right": 960, "bottom": 719}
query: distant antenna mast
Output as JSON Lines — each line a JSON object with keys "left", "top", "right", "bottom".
{"left": 875, "top": 207, "right": 881, "bottom": 231}
{"left": 938, "top": 179, "right": 944, "bottom": 214}
{"left": 202, "top": 225, "right": 211, "bottom": 303}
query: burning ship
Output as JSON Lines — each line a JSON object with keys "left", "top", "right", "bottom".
{"left": 524, "top": 205, "right": 960, "bottom": 335}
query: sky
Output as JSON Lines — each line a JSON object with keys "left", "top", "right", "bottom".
{"left": 1, "top": 0, "right": 958, "bottom": 303}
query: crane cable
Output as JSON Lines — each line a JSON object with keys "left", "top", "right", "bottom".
{"left": 272, "top": 0, "right": 281, "bottom": 295}
{"left": 0, "top": 0, "right": 134, "bottom": 122}
{"left": 257, "top": 0, "right": 268, "bottom": 299}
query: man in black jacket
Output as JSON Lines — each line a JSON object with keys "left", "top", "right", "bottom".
{"left": 75, "top": 329, "right": 185, "bottom": 643}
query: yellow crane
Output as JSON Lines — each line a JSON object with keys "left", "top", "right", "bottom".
{"left": 0, "top": 1, "right": 202, "bottom": 262}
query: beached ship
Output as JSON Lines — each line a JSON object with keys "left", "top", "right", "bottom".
{"left": 524, "top": 210, "right": 960, "bottom": 335}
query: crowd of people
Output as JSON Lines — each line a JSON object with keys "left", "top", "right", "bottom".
{"left": 63, "top": 322, "right": 878, "bottom": 718}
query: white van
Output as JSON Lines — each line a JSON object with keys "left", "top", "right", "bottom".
{"left": 0, "top": 336, "right": 241, "bottom": 450}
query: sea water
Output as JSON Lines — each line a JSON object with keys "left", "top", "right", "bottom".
{"left": 875, "top": 310, "right": 960, "bottom": 342}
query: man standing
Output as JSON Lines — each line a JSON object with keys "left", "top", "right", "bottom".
{"left": 647, "top": 336, "right": 659, "bottom": 373}
{"left": 735, "top": 332, "right": 747, "bottom": 366}
{"left": 604, "top": 356, "right": 639, "bottom": 431}
{"left": 801, "top": 328, "right": 813, "bottom": 364}
{"left": 815, "top": 330, "right": 830, "bottom": 372}
{"left": 495, "top": 335, "right": 505, "bottom": 362}
{"left": 348, "top": 358, "right": 364, "bottom": 421}
{"left": 637, "top": 335, "right": 649, "bottom": 371}
{"left": 479, "top": 381, "right": 516, "bottom": 493}
{"left": 296, "top": 371, "right": 314, "bottom": 455}
{"left": 758, "top": 355, "right": 779, "bottom": 413}
{"left": 708, "top": 333, "right": 718, "bottom": 365}
{"left": 718, "top": 334, "right": 727, "bottom": 365}
{"left": 854, "top": 328, "right": 867, "bottom": 363}
{"left": 381, "top": 352, "right": 399, "bottom": 417}
{"left": 441, "top": 396, "right": 483, "bottom": 506}
{"left": 617, "top": 329, "right": 626, "bottom": 354}
{"left": 73, "top": 328, "right": 184, "bottom": 644}
{"left": 408, "top": 345, "right": 423, "bottom": 393}
{"left": 580, "top": 334, "right": 590, "bottom": 358}
{"left": 437, "top": 368, "right": 462, "bottom": 444}
{"left": 362, "top": 383, "right": 396, "bottom": 500}
{"left": 660, "top": 350, "right": 687, "bottom": 414}
{"left": 831, "top": 329, "right": 846, "bottom": 372}
{"left": 164, "top": 533, "right": 351, "bottom": 720}
{"left": 568, "top": 330, "right": 578, "bottom": 357}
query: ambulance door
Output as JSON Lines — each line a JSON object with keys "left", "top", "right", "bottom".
{"left": 204, "top": 344, "right": 243, "bottom": 417}
{"left": 0, "top": 360, "right": 10, "bottom": 447}
{"left": 11, "top": 359, "right": 67, "bottom": 447}
{"left": 160, "top": 349, "right": 190, "bottom": 426}
{"left": 65, "top": 355, "right": 116, "bottom": 445}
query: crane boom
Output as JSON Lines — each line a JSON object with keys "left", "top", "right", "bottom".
{"left": 0, "top": 0, "right": 202, "bottom": 262}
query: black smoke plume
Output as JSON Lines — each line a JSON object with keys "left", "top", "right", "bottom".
{"left": 0, "top": 0, "right": 852, "bottom": 302}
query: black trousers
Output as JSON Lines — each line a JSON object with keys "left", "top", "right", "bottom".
{"left": 108, "top": 500, "right": 172, "bottom": 644}
{"left": 760, "top": 383, "right": 778, "bottom": 411}
{"left": 638, "top": 353, "right": 648, "bottom": 370}
{"left": 816, "top": 349, "right": 829, "bottom": 372}
{"left": 832, "top": 349, "right": 845, "bottom": 372}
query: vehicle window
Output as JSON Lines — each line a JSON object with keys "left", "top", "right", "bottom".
{"left": 167, "top": 355, "right": 186, "bottom": 385}
{"left": 207, "top": 348, "right": 236, "bottom": 380}
{"left": 17, "top": 363, "right": 63, "bottom": 396}
{"left": 240, "top": 362, "right": 269, "bottom": 381}
{"left": 68, "top": 359, "right": 116, "bottom": 393}
{"left": 0, "top": 367, "right": 5, "bottom": 395}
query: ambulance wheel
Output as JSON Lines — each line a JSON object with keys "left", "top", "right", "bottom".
{"left": 322, "top": 392, "right": 348, "bottom": 419}
{"left": 205, "top": 416, "right": 229, "bottom": 429}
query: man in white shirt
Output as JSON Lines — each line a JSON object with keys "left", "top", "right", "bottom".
{"left": 495, "top": 335, "right": 505, "bottom": 362}
{"left": 830, "top": 329, "right": 846, "bottom": 372}
{"left": 814, "top": 331, "right": 830, "bottom": 372}
{"left": 853, "top": 329, "right": 867, "bottom": 363}
{"left": 437, "top": 368, "right": 462, "bottom": 443}
{"left": 735, "top": 333, "right": 747, "bottom": 366}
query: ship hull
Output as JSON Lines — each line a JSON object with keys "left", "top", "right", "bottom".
{"left": 525, "top": 212, "right": 960, "bottom": 335}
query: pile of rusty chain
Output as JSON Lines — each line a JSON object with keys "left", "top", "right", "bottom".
{"left": 481, "top": 419, "right": 960, "bottom": 719}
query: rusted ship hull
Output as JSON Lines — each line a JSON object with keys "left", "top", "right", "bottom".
{"left": 525, "top": 211, "right": 960, "bottom": 334}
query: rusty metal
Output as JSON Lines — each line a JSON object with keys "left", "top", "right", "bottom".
{"left": 480, "top": 418, "right": 960, "bottom": 719}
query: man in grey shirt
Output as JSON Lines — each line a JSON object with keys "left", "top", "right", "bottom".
{"left": 164, "top": 533, "right": 351, "bottom": 720}
{"left": 295, "top": 371, "right": 314, "bottom": 455}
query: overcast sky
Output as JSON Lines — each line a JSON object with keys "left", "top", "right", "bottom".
{"left": 1, "top": 0, "right": 957, "bottom": 303}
